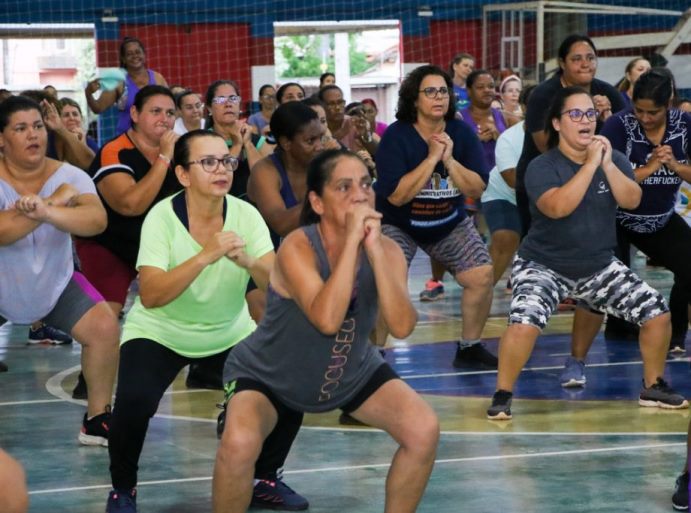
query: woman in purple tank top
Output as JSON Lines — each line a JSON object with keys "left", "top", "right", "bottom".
{"left": 84, "top": 37, "right": 168, "bottom": 134}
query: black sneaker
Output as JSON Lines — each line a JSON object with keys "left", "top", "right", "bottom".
{"left": 186, "top": 363, "right": 223, "bottom": 390}
{"left": 106, "top": 488, "right": 137, "bottom": 513}
{"left": 0, "top": 361, "right": 7, "bottom": 372}
{"left": 252, "top": 475, "right": 309, "bottom": 511}
{"left": 453, "top": 343, "right": 498, "bottom": 369}
{"left": 79, "top": 405, "right": 111, "bottom": 447}
{"left": 27, "top": 323, "right": 73, "bottom": 345}
{"left": 673, "top": 472, "right": 689, "bottom": 511}
{"left": 639, "top": 378, "right": 689, "bottom": 409}
{"left": 670, "top": 337, "right": 686, "bottom": 354}
{"left": 487, "top": 390, "right": 513, "bottom": 420}
{"left": 72, "top": 371, "right": 88, "bottom": 400}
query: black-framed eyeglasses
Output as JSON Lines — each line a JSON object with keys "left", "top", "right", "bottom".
{"left": 419, "top": 86, "right": 450, "bottom": 99}
{"left": 212, "top": 95, "right": 241, "bottom": 105}
{"left": 561, "top": 108, "right": 598, "bottom": 122}
{"left": 186, "top": 156, "right": 239, "bottom": 173}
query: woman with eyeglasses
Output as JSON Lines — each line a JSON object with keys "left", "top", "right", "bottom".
{"left": 173, "top": 90, "right": 205, "bottom": 135}
{"left": 104, "top": 130, "right": 306, "bottom": 513}
{"left": 85, "top": 37, "right": 168, "bottom": 135}
{"left": 205, "top": 80, "right": 269, "bottom": 202}
{"left": 247, "top": 84, "right": 276, "bottom": 136}
{"left": 374, "top": 65, "right": 495, "bottom": 367}
{"left": 486, "top": 86, "right": 685, "bottom": 420}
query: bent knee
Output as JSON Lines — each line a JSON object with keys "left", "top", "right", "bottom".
{"left": 400, "top": 410, "right": 440, "bottom": 456}
{"left": 457, "top": 265, "right": 494, "bottom": 290}
{"left": 642, "top": 312, "right": 671, "bottom": 330}
{"left": 218, "top": 429, "right": 265, "bottom": 465}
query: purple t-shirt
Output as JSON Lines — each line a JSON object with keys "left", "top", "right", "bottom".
{"left": 601, "top": 108, "right": 691, "bottom": 233}
{"left": 459, "top": 107, "right": 508, "bottom": 170}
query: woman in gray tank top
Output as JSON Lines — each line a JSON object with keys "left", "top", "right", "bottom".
{"left": 213, "top": 149, "right": 439, "bottom": 513}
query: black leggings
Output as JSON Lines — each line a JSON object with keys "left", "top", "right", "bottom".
{"left": 109, "top": 338, "right": 302, "bottom": 490}
{"left": 610, "top": 214, "right": 691, "bottom": 336}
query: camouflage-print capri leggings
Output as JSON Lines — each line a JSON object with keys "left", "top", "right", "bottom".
{"left": 509, "top": 256, "right": 668, "bottom": 331}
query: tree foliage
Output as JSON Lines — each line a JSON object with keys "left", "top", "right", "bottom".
{"left": 275, "top": 33, "right": 372, "bottom": 79}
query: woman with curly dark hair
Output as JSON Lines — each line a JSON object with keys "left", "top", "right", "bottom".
{"left": 374, "top": 64, "right": 496, "bottom": 367}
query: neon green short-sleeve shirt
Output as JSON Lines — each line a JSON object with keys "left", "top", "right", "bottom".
{"left": 121, "top": 192, "right": 274, "bottom": 357}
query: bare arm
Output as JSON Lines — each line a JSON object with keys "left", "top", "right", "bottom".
{"left": 438, "top": 132, "right": 486, "bottom": 199}
{"left": 655, "top": 144, "right": 691, "bottom": 182}
{"left": 531, "top": 130, "right": 549, "bottom": 154}
{"left": 387, "top": 136, "right": 446, "bottom": 206}
{"left": 500, "top": 167, "right": 516, "bottom": 188}
{"left": 139, "top": 231, "right": 247, "bottom": 308}
{"left": 365, "top": 231, "right": 417, "bottom": 339}
{"left": 598, "top": 136, "right": 641, "bottom": 210}
{"left": 272, "top": 206, "right": 380, "bottom": 334}
{"left": 0, "top": 183, "right": 85, "bottom": 245}
{"left": 98, "top": 130, "right": 177, "bottom": 216}
{"left": 84, "top": 79, "right": 120, "bottom": 114}
{"left": 13, "top": 192, "right": 106, "bottom": 237}
{"left": 42, "top": 100, "right": 95, "bottom": 170}
{"left": 444, "top": 157, "right": 487, "bottom": 199}
{"left": 247, "top": 159, "right": 302, "bottom": 236}
{"left": 535, "top": 142, "right": 604, "bottom": 219}
{"left": 54, "top": 129, "right": 95, "bottom": 170}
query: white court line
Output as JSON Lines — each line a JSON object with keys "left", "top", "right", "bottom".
{"left": 404, "top": 357, "right": 689, "bottom": 380}
{"left": 39, "top": 365, "right": 216, "bottom": 408}
{"left": 27, "top": 441, "right": 684, "bottom": 496}
{"left": 0, "top": 398, "right": 64, "bottom": 407}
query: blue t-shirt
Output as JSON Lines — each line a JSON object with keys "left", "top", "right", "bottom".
{"left": 519, "top": 147, "right": 634, "bottom": 280}
{"left": 601, "top": 108, "right": 691, "bottom": 233}
{"left": 453, "top": 84, "right": 470, "bottom": 111}
{"left": 374, "top": 119, "right": 487, "bottom": 243}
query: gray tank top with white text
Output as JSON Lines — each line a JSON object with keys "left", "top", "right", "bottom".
{"left": 223, "top": 224, "right": 384, "bottom": 413}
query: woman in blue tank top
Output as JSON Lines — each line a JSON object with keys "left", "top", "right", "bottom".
{"left": 84, "top": 37, "right": 168, "bottom": 134}
{"left": 213, "top": 149, "right": 439, "bottom": 513}
{"left": 248, "top": 101, "right": 324, "bottom": 249}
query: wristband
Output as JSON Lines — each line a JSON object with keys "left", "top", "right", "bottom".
{"left": 158, "top": 153, "right": 171, "bottom": 165}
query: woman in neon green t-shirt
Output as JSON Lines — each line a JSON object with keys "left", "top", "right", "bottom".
{"left": 104, "top": 130, "right": 308, "bottom": 513}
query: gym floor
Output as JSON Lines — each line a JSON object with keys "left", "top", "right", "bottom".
{"left": 1, "top": 252, "right": 688, "bottom": 512}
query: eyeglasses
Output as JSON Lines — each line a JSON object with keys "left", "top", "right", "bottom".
{"left": 261, "top": 94, "right": 276, "bottom": 100}
{"left": 325, "top": 99, "right": 346, "bottom": 109}
{"left": 186, "top": 156, "right": 239, "bottom": 173}
{"left": 419, "top": 86, "right": 450, "bottom": 99}
{"left": 212, "top": 95, "right": 241, "bottom": 105}
{"left": 561, "top": 108, "right": 598, "bottom": 122}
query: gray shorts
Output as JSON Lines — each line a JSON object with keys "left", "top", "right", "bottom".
{"left": 383, "top": 216, "right": 491, "bottom": 275}
{"left": 0, "top": 271, "right": 102, "bottom": 333}
{"left": 508, "top": 256, "right": 668, "bottom": 331}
